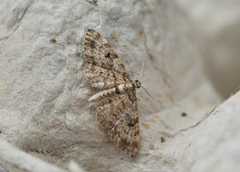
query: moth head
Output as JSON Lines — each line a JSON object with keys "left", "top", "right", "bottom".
{"left": 134, "top": 80, "right": 141, "bottom": 88}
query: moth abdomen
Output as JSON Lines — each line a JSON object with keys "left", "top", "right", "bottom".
{"left": 88, "top": 87, "right": 116, "bottom": 102}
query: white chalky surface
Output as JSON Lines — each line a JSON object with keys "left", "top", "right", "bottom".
{"left": 1, "top": 0, "right": 239, "bottom": 172}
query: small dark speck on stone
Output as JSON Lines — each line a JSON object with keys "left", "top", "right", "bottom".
{"left": 86, "top": 0, "right": 97, "bottom": 5}
{"left": 163, "top": 159, "right": 168, "bottom": 163}
{"left": 111, "top": 32, "right": 117, "bottom": 39}
{"left": 50, "top": 38, "right": 57, "bottom": 44}
{"left": 149, "top": 143, "right": 154, "bottom": 150}
{"left": 161, "top": 137, "right": 165, "bottom": 143}
{"left": 181, "top": 112, "right": 187, "bottom": 117}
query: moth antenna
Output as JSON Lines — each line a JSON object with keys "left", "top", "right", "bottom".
{"left": 141, "top": 86, "right": 158, "bottom": 102}
{"left": 139, "top": 61, "right": 145, "bottom": 80}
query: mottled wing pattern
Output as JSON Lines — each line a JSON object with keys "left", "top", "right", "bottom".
{"left": 83, "top": 29, "right": 131, "bottom": 87}
{"left": 83, "top": 29, "right": 140, "bottom": 157}
{"left": 85, "top": 64, "right": 117, "bottom": 89}
{"left": 96, "top": 92, "right": 139, "bottom": 157}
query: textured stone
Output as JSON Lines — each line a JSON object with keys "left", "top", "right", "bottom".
{"left": 0, "top": 0, "right": 238, "bottom": 172}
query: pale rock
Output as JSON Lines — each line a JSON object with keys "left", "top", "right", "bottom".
{"left": 0, "top": 0, "right": 239, "bottom": 172}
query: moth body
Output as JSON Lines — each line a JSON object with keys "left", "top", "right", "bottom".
{"left": 88, "top": 82, "right": 138, "bottom": 102}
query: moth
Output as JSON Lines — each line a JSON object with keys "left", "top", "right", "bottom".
{"left": 83, "top": 29, "right": 140, "bottom": 157}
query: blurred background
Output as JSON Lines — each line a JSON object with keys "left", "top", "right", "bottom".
{"left": 176, "top": 0, "right": 240, "bottom": 99}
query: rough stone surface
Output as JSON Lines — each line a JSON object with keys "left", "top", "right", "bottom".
{"left": 0, "top": 0, "right": 238, "bottom": 172}
{"left": 0, "top": 139, "right": 69, "bottom": 172}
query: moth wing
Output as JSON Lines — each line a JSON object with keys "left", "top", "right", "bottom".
{"left": 96, "top": 92, "right": 139, "bottom": 157}
{"left": 83, "top": 29, "right": 131, "bottom": 87}
{"left": 109, "top": 91, "right": 139, "bottom": 157}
